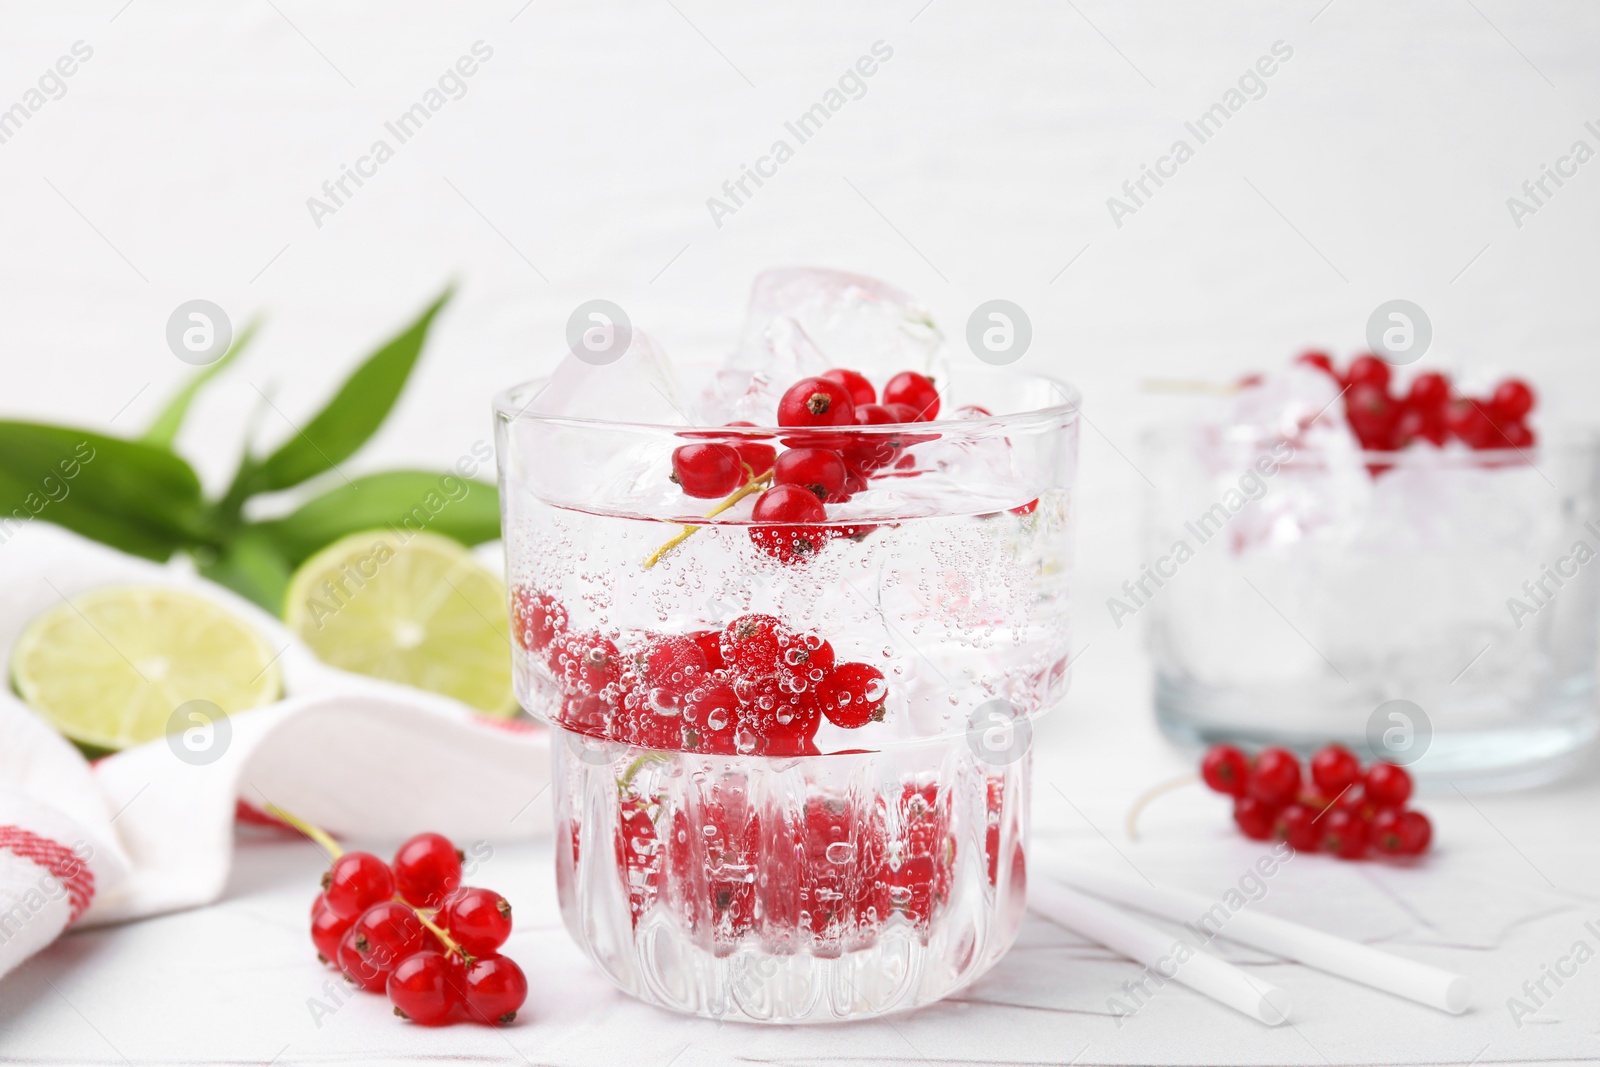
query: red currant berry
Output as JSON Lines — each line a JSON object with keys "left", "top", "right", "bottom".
{"left": 773, "top": 448, "right": 848, "bottom": 502}
{"left": 840, "top": 469, "right": 868, "bottom": 499}
{"left": 1248, "top": 747, "right": 1303, "bottom": 807}
{"left": 749, "top": 484, "right": 831, "bottom": 564}
{"left": 882, "top": 371, "right": 940, "bottom": 421}
{"left": 683, "top": 679, "right": 739, "bottom": 754}
{"left": 1295, "top": 350, "right": 1337, "bottom": 378}
{"left": 393, "top": 833, "right": 464, "bottom": 908}
{"left": 550, "top": 631, "right": 621, "bottom": 696}
{"left": 311, "top": 894, "right": 355, "bottom": 964}
{"left": 1232, "top": 795, "right": 1277, "bottom": 841}
{"left": 1309, "top": 744, "right": 1361, "bottom": 796}
{"left": 689, "top": 629, "right": 725, "bottom": 670}
{"left": 778, "top": 630, "right": 835, "bottom": 682}
{"left": 1397, "top": 810, "right": 1432, "bottom": 855}
{"left": 387, "top": 951, "right": 461, "bottom": 1026}
{"left": 1319, "top": 808, "right": 1368, "bottom": 859}
{"left": 846, "top": 403, "right": 905, "bottom": 472}
{"left": 724, "top": 422, "right": 777, "bottom": 478}
{"left": 752, "top": 483, "right": 827, "bottom": 523}
{"left": 509, "top": 587, "right": 564, "bottom": 653}
{"left": 1499, "top": 421, "right": 1536, "bottom": 449}
{"left": 463, "top": 954, "right": 528, "bottom": 1026}
{"left": 321, "top": 852, "right": 394, "bottom": 920}
{"left": 1346, "top": 354, "right": 1392, "bottom": 391}
{"left": 635, "top": 635, "right": 708, "bottom": 689}
{"left": 814, "top": 662, "right": 886, "bottom": 728}
{"left": 777, "top": 376, "right": 856, "bottom": 428}
{"left": 821, "top": 367, "right": 875, "bottom": 407}
{"left": 1273, "top": 802, "right": 1321, "bottom": 852}
{"left": 1200, "top": 744, "right": 1250, "bottom": 797}
{"left": 349, "top": 900, "right": 433, "bottom": 973}
{"left": 1406, "top": 371, "right": 1451, "bottom": 411}
{"left": 440, "top": 888, "right": 513, "bottom": 957}
{"left": 1492, "top": 378, "right": 1535, "bottom": 421}
{"left": 671, "top": 443, "right": 743, "bottom": 498}
{"left": 1346, "top": 383, "right": 1398, "bottom": 451}
{"left": 885, "top": 402, "right": 921, "bottom": 423}
{"left": 1445, "top": 398, "right": 1500, "bottom": 449}
{"left": 1334, "top": 783, "right": 1381, "bottom": 823}
{"left": 337, "top": 927, "right": 390, "bottom": 993}
{"left": 1363, "top": 762, "right": 1413, "bottom": 807}
{"left": 720, "top": 614, "right": 787, "bottom": 676}
{"left": 742, "top": 680, "right": 820, "bottom": 756}
{"left": 1369, "top": 808, "right": 1407, "bottom": 855}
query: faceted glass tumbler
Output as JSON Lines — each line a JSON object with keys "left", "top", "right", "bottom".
{"left": 493, "top": 367, "right": 1079, "bottom": 1021}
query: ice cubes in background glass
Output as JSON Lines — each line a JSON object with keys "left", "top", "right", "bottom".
{"left": 1226, "top": 364, "right": 1347, "bottom": 445}
{"left": 1192, "top": 366, "right": 1367, "bottom": 554}
{"left": 733, "top": 267, "right": 946, "bottom": 380}
{"left": 529, "top": 329, "right": 697, "bottom": 425}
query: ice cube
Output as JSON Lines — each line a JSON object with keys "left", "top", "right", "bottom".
{"left": 1227, "top": 365, "right": 1348, "bottom": 445}
{"left": 701, "top": 316, "right": 830, "bottom": 424}
{"left": 733, "top": 267, "right": 945, "bottom": 380}
{"left": 528, "top": 329, "right": 697, "bottom": 425}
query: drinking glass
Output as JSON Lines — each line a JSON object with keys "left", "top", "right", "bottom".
{"left": 494, "top": 366, "right": 1079, "bottom": 1021}
{"left": 1143, "top": 423, "right": 1600, "bottom": 789}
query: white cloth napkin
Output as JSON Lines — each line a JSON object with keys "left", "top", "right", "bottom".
{"left": 0, "top": 523, "right": 551, "bottom": 982}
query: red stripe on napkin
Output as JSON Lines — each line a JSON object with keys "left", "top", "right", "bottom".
{"left": 0, "top": 825, "right": 95, "bottom": 923}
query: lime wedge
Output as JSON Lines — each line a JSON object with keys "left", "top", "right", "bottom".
{"left": 11, "top": 586, "right": 283, "bottom": 750}
{"left": 283, "top": 530, "right": 514, "bottom": 715}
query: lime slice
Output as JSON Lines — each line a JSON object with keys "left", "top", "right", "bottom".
{"left": 284, "top": 530, "right": 514, "bottom": 715}
{"left": 11, "top": 586, "right": 283, "bottom": 750}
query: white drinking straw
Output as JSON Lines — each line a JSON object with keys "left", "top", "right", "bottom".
{"left": 1029, "top": 878, "right": 1292, "bottom": 1026}
{"left": 1040, "top": 858, "right": 1472, "bottom": 1014}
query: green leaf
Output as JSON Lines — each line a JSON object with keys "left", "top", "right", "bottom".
{"left": 195, "top": 530, "right": 291, "bottom": 614}
{"left": 256, "top": 469, "right": 500, "bottom": 567}
{"left": 141, "top": 319, "right": 260, "bottom": 450}
{"left": 241, "top": 289, "right": 452, "bottom": 496}
{"left": 0, "top": 422, "right": 209, "bottom": 561}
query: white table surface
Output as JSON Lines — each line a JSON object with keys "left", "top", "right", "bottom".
{"left": 3, "top": 627, "right": 1597, "bottom": 1067}
{"left": 3, "top": 0, "right": 1600, "bottom": 1063}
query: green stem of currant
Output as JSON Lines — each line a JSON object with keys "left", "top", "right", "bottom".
{"left": 266, "top": 803, "right": 344, "bottom": 859}
{"left": 643, "top": 471, "right": 771, "bottom": 569}
{"left": 270, "top": 802, "right": 473, "bottom": 963}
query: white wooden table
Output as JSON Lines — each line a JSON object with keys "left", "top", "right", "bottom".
{"left": 4, "top": 630, "right": 1595, "bottom": 1066}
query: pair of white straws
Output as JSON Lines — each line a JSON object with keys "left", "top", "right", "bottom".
{"left": 1031, "top": 858, "right": 1471, "bottom": 1025}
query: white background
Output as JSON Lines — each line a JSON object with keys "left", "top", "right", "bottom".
{"left": 3, "top": 3, "right": 1599, "bottom": 1064}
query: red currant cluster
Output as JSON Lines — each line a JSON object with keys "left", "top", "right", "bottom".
{"left": 596, "top": 773, "right": 1007, "bottom": 942}
{"left": 669, "top": 368, "right": 941, "bottom": 565}
{"left": 1201, "top": 744, "right": 1432, "bottom": 859}
{"left": 512, "top": 589, "right": 889, "bottom": 756}
{"left": 1296, "top": 352, "right": 1537, "bottom": 454}
{"left": 309, "top": 831, "right": 527, "bottom": 1026}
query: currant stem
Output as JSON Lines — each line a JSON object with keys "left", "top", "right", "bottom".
{"left": 1124, "top": 773, "right": 1201, "bottom": 841}
{"left": 643, "top": 473, "right": 772, "bottom": 569}
{"left": 406, "top": 898, "right": 473, "bottom": 964}
{"left": 619, "top": 752, "right": 672, "bottom": 790}
{"left": 265, "top": 803, "right": 344, "bottom": 860}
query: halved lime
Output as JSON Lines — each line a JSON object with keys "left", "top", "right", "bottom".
{"left": 283, "top": 530, "right": 514, "bottom": 715}
{"left": 11, "top": 586, "right": 283, "bottom": 750}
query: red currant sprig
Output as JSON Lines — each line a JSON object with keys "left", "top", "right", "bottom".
{"left": 270, "top": 806, "right": 529, "bottom": 1027}
{"left": 1194, "top": 744, "right": 1432, "bottom": 860}
{"left": 1292, "top": 350, "right": 1537, "bottom": 462}
{"left": 648, "top": 366, "right": 944, "bottom": 569}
